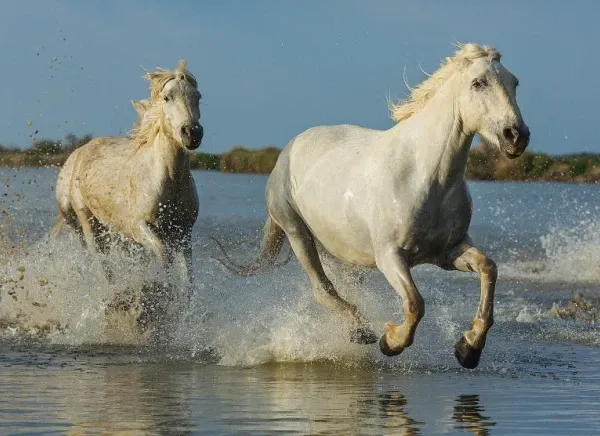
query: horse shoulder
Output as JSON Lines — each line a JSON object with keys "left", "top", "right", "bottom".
{"left": 74, "top": 137, "right": 145, "bottom": 225}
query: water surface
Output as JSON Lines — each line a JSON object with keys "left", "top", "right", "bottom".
{"left": 1, "top": 169, "right": 600, "bottom": 434}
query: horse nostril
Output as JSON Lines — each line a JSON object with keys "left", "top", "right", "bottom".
{"left": 503, "top": 127, "right": 519, "bottom": 145}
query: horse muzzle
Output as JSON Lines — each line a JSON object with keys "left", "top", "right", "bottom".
{"left": 501, "top": 123, "right": 530, "bottom": 159}
{"left": 181, "top": 124, "right": 203, "bottom": 150}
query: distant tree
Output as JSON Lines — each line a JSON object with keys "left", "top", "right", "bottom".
{"left": 194, "top": 152, "right": 220, "bottom": 170}
{"left": 64, "top": 133, "right": 93, "bottom": 152}
{"left": 31, "top": 139, "right": 63, "bottom": 155}
{"left": 64, "top": 133, "right": 78, "bottom": 150}
{"left": 0, "top": 144, "right": 20, "bottom": 153}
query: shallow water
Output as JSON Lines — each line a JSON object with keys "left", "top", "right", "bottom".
{"left": 1, "top": 168, "right": 600, "bottom": 434}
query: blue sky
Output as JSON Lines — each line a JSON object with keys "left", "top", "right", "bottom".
{"left": 1, "top": 0, "right": 598, "bottom": 154}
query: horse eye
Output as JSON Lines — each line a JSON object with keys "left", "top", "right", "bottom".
{"left": 472, "top": 78, "right": 487, "bottom": 90}
{"left": 163, "top": 95, "right": 170, "bottom": 102}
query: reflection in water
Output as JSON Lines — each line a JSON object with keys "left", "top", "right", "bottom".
{"left": 0, "top": 356, "right": 504, "bottom": 435}
{"left": 197, "top": 363, "right": 426, "bottom": 435}
{"left": 2, "top": 357, "right": 428, "bottom": 434}
{"left": 214, "top": 363, "right": 383, "bottom": 434}
{"left": 355, "top": 388, "right": 422, "bottom": 435}
{"left": 57, "top": 363, "right": 194, "bottom": 434}
{"left": 4, "top": 352, "right": 600, "bottom": 434}
{"left": 453, "top": 394, "right": 496, "bottom": 435}
{"left": 375, "top": 391, "right": 423, "bottom": 435}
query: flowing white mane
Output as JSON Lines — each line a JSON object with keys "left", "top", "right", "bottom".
{"left": 131, "top": 60, "right": 198, "bottom": 150}
{"left": 389, "top": 43, "right": 501, "bottom": 122}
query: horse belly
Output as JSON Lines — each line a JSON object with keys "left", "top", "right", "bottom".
{"left": 296, "top": 205, "right": 376, "bottom": 267}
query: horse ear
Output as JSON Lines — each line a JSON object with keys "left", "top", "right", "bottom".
{"left": 131, "top": 99, "right": 150, "bottom": 118}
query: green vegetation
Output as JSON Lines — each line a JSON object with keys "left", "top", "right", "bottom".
{"left": 0, "top": 133, "right": 93, "bottom": 168}
{"left": 466, "top": 142, "right": 600, "bottom": 183}
{"left": 193, "top": 152, "right": 220, "bottom": 171}
{"left": 220, "top": 147, "right": 280, "bottom": 174}
{"left": 2, "top": 134, "right": 600, "bottom": 183}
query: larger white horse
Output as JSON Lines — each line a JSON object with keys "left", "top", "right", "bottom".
{"left": 219, "top": 43, "right": 529, "bottom": 369}
{"left": 54, "top": 60, "right": 203, "bottom": 291}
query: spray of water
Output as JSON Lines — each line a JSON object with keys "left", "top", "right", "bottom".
{"left": 3, "top": 172, "right": 600, "bottom": 369}
{"left": 502, "top": 218, "right": 600, "bottom": 283}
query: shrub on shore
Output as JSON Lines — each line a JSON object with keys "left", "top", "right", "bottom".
{"left": 2, "top": 134, "right": 600, "bottom": 183}
{"left": 466, "top": 142, "right": 600, "bottom": 182}
{"left": 219, "top": 147, "right": 280, "bottom": 174}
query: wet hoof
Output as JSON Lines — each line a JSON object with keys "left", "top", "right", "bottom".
{"left": 454, "top": 336, "right": 482, "bottom": 369}
{"left": 379, "top": 334, "right": 405, "bottom": 357}
{"left": 350, "top": 326, "right": 378, "bottom": 344}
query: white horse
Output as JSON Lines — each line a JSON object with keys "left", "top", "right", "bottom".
{"left": 218, "top": 44, "right": 529, "bottom": 369}
{"left": 53, "top": 60, "right": 203, "bottom": 292}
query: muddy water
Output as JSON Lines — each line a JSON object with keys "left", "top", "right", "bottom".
{"left": 1, "top": 169, "right": 600, "bottom": 434}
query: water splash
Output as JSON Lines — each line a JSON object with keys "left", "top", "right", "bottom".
{"left": 0, "top": 227, "right": 488, "bottom": 370}
{"left": 502, "top": 218, "right": 600, "bottom": 283}
{"left": 2, "top": 170, "right": 600, "bottom": 369}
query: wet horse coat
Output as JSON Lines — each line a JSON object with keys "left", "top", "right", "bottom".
{"left": 220, "top": 43, "right": 530, "bottom": 368}
{"left": 54, "top": 61, "right": 203, "bottom": 290}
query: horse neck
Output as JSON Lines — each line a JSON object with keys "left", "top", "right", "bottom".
{"left": 390, "top": 84, "right": 473, "bottom": 187}
{"left": 148, "top": 130, "right": 191, "bottom": 181}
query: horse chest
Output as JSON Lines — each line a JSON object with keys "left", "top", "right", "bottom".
{"left": 396, "top": 186, "right": 472, "bottom": 259}
{"left": 140, "top": 178, "right": 198, "bottom": 227}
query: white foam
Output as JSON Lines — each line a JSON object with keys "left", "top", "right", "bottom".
{"left": 502, "top": 218, "right": 600, "bottom": 283}
{"left": 2, "top": 220, "right": 600, "bottom": 368}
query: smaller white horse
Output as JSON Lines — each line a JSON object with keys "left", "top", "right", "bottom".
{"left": 218, "top": 43, "right": 529, "bottom": 369}
{"left": 54, "top": 60, "right": 203, "bottom": 292}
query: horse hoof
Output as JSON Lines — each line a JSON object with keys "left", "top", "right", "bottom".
{"left": 379, "top": 335, "right": 405, "bottom": 357}
{"left": 454, "top": 336, "right": 482, "bottom": 369}
{"left": 350, "top": 326, "right": 378, "bottom": 344}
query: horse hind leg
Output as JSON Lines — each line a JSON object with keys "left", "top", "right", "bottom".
{"left": 80, "top": 214, "right": 97, "bottom": 252}
{"left": 276, "top": 210, "right": 377, "bottom": 344}
{"left": 50, "top": 214, "right": 65, "bottom": 237}
{"left": 51, "top": 205, "right": 86, "bottom": 247}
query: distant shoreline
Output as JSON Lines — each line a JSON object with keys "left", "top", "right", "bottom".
{"left": 1, "top": 135, "right": 600, "bottom": 183}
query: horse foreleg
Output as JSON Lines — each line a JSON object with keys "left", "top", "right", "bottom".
{"left": 445, "top": 239, "right": 497, "bottom": 369}
{"left": 182, "top": 231, "right": 194, "bottom": 298}
{"left": 376, "top": 246, "right": 425, "bottom": 357}
{"left": 136, "top": 222, "right": 166, "bottom": 261}
{"left": 169, "top": 230, "right": 194, "bottom": 302}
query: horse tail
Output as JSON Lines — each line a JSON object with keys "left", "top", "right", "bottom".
{"left": 211, "top": 216, "right": 291, "bottom": 277}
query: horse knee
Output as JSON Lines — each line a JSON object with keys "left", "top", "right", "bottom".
{"left": 480, "top": 258, "right": 497, "bottom": 280}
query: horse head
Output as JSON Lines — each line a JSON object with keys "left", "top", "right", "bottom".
{"left": 144, "top": 60, "right": 203, "bottom": 150}
{"left": 456, "top": 44, "right": 530, "bottom": 159}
